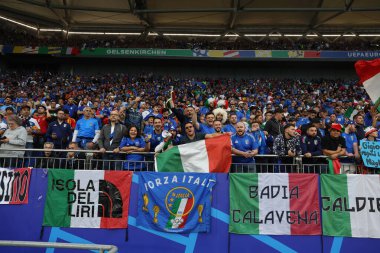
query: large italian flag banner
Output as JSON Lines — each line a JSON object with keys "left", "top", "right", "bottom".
{"left": 0, "top": 168, "right": 31, "bottom": 204}
{"left": 155, "top": 134, "right": 231, "bottom": 173}
{"left": 321, "top": 174, "right": 380, "bottom": 238}
{"left": 43, "top": 169, "right": 132, "bottom": 228}
{"left": 229, "top": 173, "right": 321, "bottom": 235}
{"left": 355, "top": 58, "right": 380, "bottom": 105}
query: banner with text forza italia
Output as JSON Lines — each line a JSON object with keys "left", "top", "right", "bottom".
{"left": 229, "top": 173, "right": 321, "bottom": 235}
{"left": 321, "top": 174, "right": 380, "bottom": 238}
{"left": 43, "top": 169, "right": 132, "bottom": 228}
{"left": 137, "top": 172, "right": 216, "bottom": 233}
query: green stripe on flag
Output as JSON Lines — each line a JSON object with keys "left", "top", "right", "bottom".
{"left": 166, "top": 198, "right": 182, "bottom": 228}
{"left": 321, "top": 175, "right": 352, "bottom": 237}
{"left": 43, "top": 169, "right": 74, "bottom": 227}
{"left": 229, "top": 173, "right": 259, "bottom": 234}
{"left": 156, "top": 146, "right": 184, "bottom": 172}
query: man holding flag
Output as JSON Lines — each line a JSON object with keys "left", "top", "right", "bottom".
{"left": 321, "top": 123, "right": 346, "bottom": 174}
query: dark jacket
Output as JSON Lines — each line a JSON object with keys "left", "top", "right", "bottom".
{"left": 98, "top": 123, "right": 127, "bottom": 151}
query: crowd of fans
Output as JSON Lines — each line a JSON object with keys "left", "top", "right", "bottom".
{"left": 0, "top": 71, "right": 379, "bottom": 173}
{"left": 1, "top": 25, "right": 379, "bottom": 51}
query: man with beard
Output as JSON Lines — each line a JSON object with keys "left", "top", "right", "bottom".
{"left": 273, "top": 124, "right": 302, "bottom": 172}
{"left": 301, "top": 125, "right": 326, "bottom": 173}
{"left": 354, "top": 114, "right": 365, "bottom": 142}
{"left": 193, "top": 111, "right": 215, "bottom": 134}
{"left": 213, "top": 120, "right": 223, "bottom": 133}
{"left": 231, "top": 122, "right": 258, "bottom": 173}
{"left": 341, "top": 121, "right": 360, "bottom": 173}
{"left": 172, "top": 106, "right": 195, "bottom": 135}
{"left": 146, "top": 117, "right": 163, "bottom": 152}
{"left": 322, "top": 123, "right": 346, "bottom": 173}
{"left": 223, "top": 112, "right": 238, "bottom": 134}
{"left": 46, "top": 109, "right": 72, "bottom": 151}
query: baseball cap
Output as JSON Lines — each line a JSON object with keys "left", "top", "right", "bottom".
{"left": 330, "top": 123, "right": 342, "bottom": 132}
{"left": 364, "top": 126, "right": 378, "bottom": 137}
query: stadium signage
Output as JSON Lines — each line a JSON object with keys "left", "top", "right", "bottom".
{"left": 106, "top": 48, "right": 167, "bottom": 56}
{"left": 0, "top": 168, "right": 31, "bottom": 204}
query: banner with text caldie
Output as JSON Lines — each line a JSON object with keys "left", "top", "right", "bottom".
{"left": 321, "top": 174, "right": 380, "bottom": 238}
{"left": 229, "top": 173, "right": 321, "bottom": 235}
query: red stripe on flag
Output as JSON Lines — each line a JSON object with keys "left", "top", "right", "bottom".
{"left": 205, "top": 134, "right": 232, "bottom": 173}
{"left": 289, "top": 174, "right": 321, "bottom": 235}
{"left": 179, "top": 197, "right": 194, "bottom": 228}
{"left": 355, "top": 58, "right": 380, "bottom": 84}
{"left": 100, "top": 171, "right": 132, "bottom": 228}
{"left": 304, "top": 51, "right": 320, "bottom": 58}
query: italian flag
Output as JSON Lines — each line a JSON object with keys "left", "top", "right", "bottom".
{"left": 328, "top": 159, "right": 341, "bottom": 174}
{"left": 229, "top": 173, "right": 321, "bottom": 235}
{"left": 355, "top": 59, "right": 380, "bottom": 105}
{"left": 64, "top": 47, "right": 81, "bottom": 55}
{"left": 166, "top": 197, "right": 194, "bottom": 229}
{"left": 155, "top": 134, "right": 231, "bottom": 173}
{"left": 321, "top": 174, "right": 380, "bottom": 238}
{"left": 344, "top": 106, "right": 358, "bottom": 120}
{"left": 43, "top": 169, "right": 132, "bottom": 228}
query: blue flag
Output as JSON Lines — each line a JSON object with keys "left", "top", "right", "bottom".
{"left": 137, "top": 172, "right": 216, "bottom": 233}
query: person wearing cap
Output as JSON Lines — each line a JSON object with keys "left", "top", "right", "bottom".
{"left": 363, "top": 127, "right": 379, "bottom": 142}
{"left": 72, "top": 106, "right": 100, "bottom": 150}
{"left": 273, "top": 124, "right": 302, "bottom": 172}
{"left": 321, "top": 123, "right": 346, "bottom": 166}
{"left": 192, "top": 111, "right": 215, "bottom": 134}
{"left": 169, "top": 125, "right": 181, "bottom": 146}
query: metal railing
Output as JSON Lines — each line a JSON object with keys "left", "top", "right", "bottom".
{"left": 0, "top": 148, "right": 377, "bottom": 174}
{"left": 0, "top": 240, "right": 118, "bottom": 253}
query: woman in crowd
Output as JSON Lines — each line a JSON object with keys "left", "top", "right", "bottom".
{"left": 119, "top": 125, "right": 147, "bottom": 170}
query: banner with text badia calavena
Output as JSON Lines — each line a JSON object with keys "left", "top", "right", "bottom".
{"left": 229, "top": 173, "right": 321, "bottom": 235}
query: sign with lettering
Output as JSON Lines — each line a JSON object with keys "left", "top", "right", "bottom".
{"left": 229, "top": 173, "right": 321, "bottom": 235}
{"left": 360, "top": 140, "right": 380, "bottom": 169}
{"left": 43, "top": 169, "right": 132, "bottom": 228}
{"left": 137, "top": 172, "right": 216, "bottom": 233}
{"left": 0, "top": 168, "right": 31, "bottom": 204}
{"left": 321, "top": 174, "right": 380, "bottom": 238}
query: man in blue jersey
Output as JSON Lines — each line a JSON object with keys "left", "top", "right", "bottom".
{"left": 223, "top": 112, "right": 238, "bottom": 134}
{"left": 63, "top": 97, "right": 78, "bottom": 119}
{"left": 231, "top": 122, "right": 259, "bottom": 173}
{"left": 72, "top": 106, "right": 100, "bottom": 149}
{"left": 341, "top": 121, "right": 360, "bottom": 173}
{"left": 193, "top": 111, "right": 215, "bottom": 134}
{"left": 146, "top": 117, "right": 163, "bottom": 152}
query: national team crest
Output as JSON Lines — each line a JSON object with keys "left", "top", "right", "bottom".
{"left": 137, "top": 172, "right": 216, "bottom": 233}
